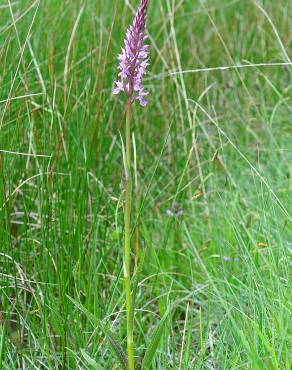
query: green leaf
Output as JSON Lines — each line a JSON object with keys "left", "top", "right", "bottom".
{"left": 68, "top": 296, "right": 127, "bottom": 370}
{"left": 131, "top": 248, "right": 145, "bottom": 319}
{"left": 249, "top": 321, "right": 278, "bottom": 369}
{"left": 141, "top": 309, "right": 171, "bottom": 369}
{"left": 81, "top": 349, "right": 103, "bottom": 370}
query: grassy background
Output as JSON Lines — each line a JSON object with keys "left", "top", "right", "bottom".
{"left": 0, "top": 0, "right": 291, "bottom": 368}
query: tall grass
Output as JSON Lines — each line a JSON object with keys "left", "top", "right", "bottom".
{"left": 0, "top": 0, "right": 291, "bottom": 368}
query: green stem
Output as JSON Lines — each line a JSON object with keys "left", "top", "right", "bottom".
{"left": 124, "top": 99, "right": 134, "bottom": 370}
{"left": 133, "top": 133, "right": 139, "bottom": 269}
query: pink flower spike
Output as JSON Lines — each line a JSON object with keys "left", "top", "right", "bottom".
{"left": 113, "top": 0, "right": 150, "bottom": 107}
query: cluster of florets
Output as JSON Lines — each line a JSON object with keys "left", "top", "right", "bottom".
{"left": 113, "top": 0, "right": 149, "bottom": 106}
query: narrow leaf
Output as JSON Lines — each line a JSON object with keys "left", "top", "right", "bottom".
{"left": 131, "top": 248, "right": 145, "bottom": 319}
{"left": 141, "top": 309, "right": 171, "bottom": 369}
{"left": 68, "top": 296, "right": 128, "bottom": 370}
{"left": 81, "top": 349, "right": 103, "bottom": 370}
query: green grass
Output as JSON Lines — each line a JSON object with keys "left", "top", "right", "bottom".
{"left": 0, "top": 0, "right": 291, "bottom": 368}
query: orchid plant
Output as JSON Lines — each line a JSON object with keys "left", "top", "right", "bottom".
{"left": 113, "top": 1, "right": 149, "bottom": 369}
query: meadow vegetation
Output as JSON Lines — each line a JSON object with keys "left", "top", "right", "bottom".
{"left": 0, "top": 0, "right": 291, "bottom": 368}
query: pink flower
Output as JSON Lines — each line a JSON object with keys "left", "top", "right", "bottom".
{"left": 113, "top": 0, "right": 150, "bottom": 106}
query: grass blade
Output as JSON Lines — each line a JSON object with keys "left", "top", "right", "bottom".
{"left": 81, "top": 349, "right": 103, "bottom": 370}
{"left": 141, "top": 309, "right": 171, "bottom": 369}
{"left": 68, "top": 296, "right": 128, "bottom": 370}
